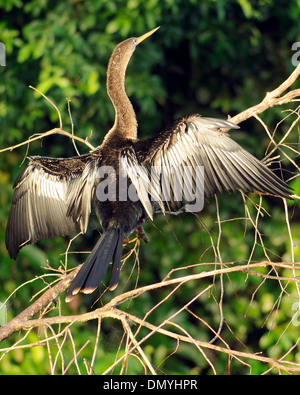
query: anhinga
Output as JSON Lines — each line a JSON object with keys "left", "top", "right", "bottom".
{"left": 6, "top": 27, "right": 292, "bottom": 302}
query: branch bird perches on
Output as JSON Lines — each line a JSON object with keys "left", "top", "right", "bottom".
{"left": 5, "top": 27, "right": 293, "bottom": 302}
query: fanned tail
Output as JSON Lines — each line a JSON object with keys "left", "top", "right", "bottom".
{"left": 66, "top": 226, "right": 124, "bottom": 302}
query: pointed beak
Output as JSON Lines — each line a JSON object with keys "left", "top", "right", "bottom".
{"left": 136, "top": 26, "right": 160, "bottom": 44}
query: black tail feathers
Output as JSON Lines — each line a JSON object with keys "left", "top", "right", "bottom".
{"left": 66, "top": 226, "right": 124, "bottom": 302}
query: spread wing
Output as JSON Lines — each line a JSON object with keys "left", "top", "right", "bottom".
{"left": 6, "top": 154, "right": 99, "bottom": 259}
{"left": 121, "top": 115, "right": 291, "bottom": 219}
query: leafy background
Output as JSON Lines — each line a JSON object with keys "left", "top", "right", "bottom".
{"left": 0, "top": 0, "right": 299, "bottom": 374}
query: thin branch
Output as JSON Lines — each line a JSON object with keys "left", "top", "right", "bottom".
{"left": 0, "top": 265, "right": 81, "bottom": 341}
{"left": 1, "top": 261, "right": 299, "bottom": 343}
{"left": 67, "top": 98, "right": 81, "bottom": 156}
{"left": 0, "top": 128, "right": 95, "bottom": 153}
{"left": 229, "top": 63, "right": 300, "bottom": 125}
{"left": 29, "top": 85, "right": 63, "bottom": 129}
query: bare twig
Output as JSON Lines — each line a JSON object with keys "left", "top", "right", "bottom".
{"left": 229, "top": 63, "right": 300, "bottom": 125}
{"left": 0, "top": 128, "right": 95, "bottom": 153}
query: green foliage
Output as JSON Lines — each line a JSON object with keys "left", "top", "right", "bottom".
{"left": 0, "top": 0, "right": 299, "bottom": 375}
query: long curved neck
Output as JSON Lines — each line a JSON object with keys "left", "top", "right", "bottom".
{"left": 105, "top": 45, "right": 137, "bottom": 140}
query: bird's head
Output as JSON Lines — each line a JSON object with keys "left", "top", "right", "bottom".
{"left": 111, "top": 26, "right": 160, "bottom": 67}
{"left": 133, "top": 26, "right": 160, "bottom": 47}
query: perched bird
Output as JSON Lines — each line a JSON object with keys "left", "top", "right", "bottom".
{"left": 5, "top": 27, "right": 292, "bottom": 302}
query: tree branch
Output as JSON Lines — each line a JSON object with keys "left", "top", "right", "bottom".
{"left": 0, "top": 266, "right": 80, "bottom": 341}
{"left": 1, "top": 261, "right": 299, "bottom": 342}
{"left": 229, "top": 63, "right": 300, "bottom": 125}
{"left": 0, "top": 128, "right": 95, "bottom": 153}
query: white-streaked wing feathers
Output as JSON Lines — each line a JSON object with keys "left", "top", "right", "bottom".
{"left": 66, "top": 160, "right": 98, "bottom": 230}
{"left": 119, "top": 149, "right": 155, "bottom": 220}
{"left": 6, "top": 156, "right": 97, "bottom": 259}
{"left": 123, "top": 115, "right": 290, "bottom": 219}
